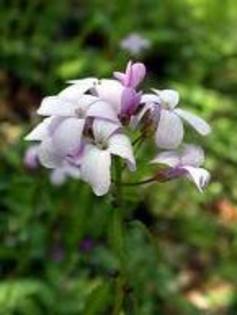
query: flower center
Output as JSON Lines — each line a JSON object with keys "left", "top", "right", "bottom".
{"left": 96, "top": 140, "right": 108, "bottom": 150}
{"left": 75, "top": 108, "right": 85, "bottom": 118}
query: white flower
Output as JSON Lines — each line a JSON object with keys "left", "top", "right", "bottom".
{"left": 151, "top": 144, "right": 210, "bottom": 191}
{"left": 140, "top": 89, "right": 211, "bottom": 149}
{"left": 25, "top": 79, "right": 120, "bottom": 168}
{"left": 80, "top": 119, "right": 136, "bottom": 196}
{"left": 120, "top": 33, "right": 151, "bottom": 55}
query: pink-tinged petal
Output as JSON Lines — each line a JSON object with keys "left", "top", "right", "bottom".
{"left": 182, "top": 166, "right": 210, "bottom": 192}
{"left": 141, "top": 93, "right": 160, "bottom": 104}
{"left": 24, "top": 145, "right": 40, "bottom": 169}
{"left": 108, "top": 133, "right": 136, "bottom": 171}
{"left": 175, "top": 108, "right": 211, "bottom": 136}
{"left": 181, "top": 144, "right": 205, "bottom": 167}
{"left": 87, "top": 100, "right": 120, "bottom": 123}
{"left": 80, "top": 145, "right": 111, "bottom": 196}
{"left": 153, "top": 89, "right": 179, "bottom": 109}
{"left": 114, "top": 62, "right": 146, "bottom": 88}
{"left": 93, "top": 119, "right": 121, "bottom": 143}
{"left": 52, "top": 118, "right": 85, "bottom": 156}
{"left": 59, "top": 78, "right": 98, "bottom": 101}
{"left": 95, "top": 79, "right": 124, "bottom": 113}
{"left": 38, "top": 138, "right": 64, "bottom": 169}
{"left": 151, "top": 150, "right": 180, "bottom": 167}
{"left": 37, "top": 96, "right": 78, "bottom": 116}
{"left": 129, "top": 62, "right": 146, "bottom": 88}
{"left": 155, "top": 110, "right": 184, "bottom": 149}
{"left": 25, "top": 117, "right": 54, "bottom": 141}
{"left": 121, "top": 88, "right": 141, "bottom": 116}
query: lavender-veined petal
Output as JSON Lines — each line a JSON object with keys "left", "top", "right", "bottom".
{"left": 180, "top": 144, "right": 205, "bottom": 167}
{"left": 87, "top": 100, "right": 120, "bottom": 123}
{"left": 38, "top": 138, "right": 64, "bottom": 169}
{"left": 95, "top": 79, "right": 124, "bottom": 113}
{"left": 93, "top": 119, "right": 121, "bottom": 143}
{"left": 59, "top": 78, "right": 98, "bottom": 101}
{"left": 175, "top": 108, "right": 211, "bottom": 135}
{"left": 80, "top": 145, "right": 111, "bottom": 196}
{"left": 155, "top": 110, "right": 184, "bottom": 149}
{"left": 182, "top": 166, "right": 210, "bottom": 192}
{"left": 151, "top": 150, "right": 180, "bottom": 167}
{"left": 108, "top": 133, "right": 136, "bottom": 171}
{"left": 52, "top": 118, "right": 85, "bottom": 156}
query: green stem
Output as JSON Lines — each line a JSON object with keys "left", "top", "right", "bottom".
{"left": 114, "top": 157, "right": 123, "bottom": 207}
{"left": 119, "top": 177, "right": 157, "bottom": 186}
{"left": 111, "top": 157, "right": 126, "bottom": 314}
{"left": 112, "top": 275, "right": 125, "bottom": 315}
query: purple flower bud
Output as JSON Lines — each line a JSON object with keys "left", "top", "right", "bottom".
{"left": 121, "top": 88, "right": 141, "bottom": 118}
{"left": 114, "top": 61, "right": 146, "bottom": 88}
{"left": 80, "top": 238, "right": 94, "bottom": 253}
{"left": 24, "top": 145, "right": 39, "bottom": 169}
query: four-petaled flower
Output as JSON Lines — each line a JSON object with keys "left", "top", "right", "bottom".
{"left": 151, "top": 144, "right": 210, "bottom": 191}
{"left": 80, "top": 119, "right": 135, "bottom": 196}
{"left": 140, "top": 89, "right": 211, "bottom": 149}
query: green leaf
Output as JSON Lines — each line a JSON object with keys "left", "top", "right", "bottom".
{"left": 84, "top": 281, "right": 112, "bottom": 315}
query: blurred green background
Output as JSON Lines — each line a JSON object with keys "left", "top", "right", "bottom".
{"left": 1, "top": 0, "right": 237, "bottom": 314}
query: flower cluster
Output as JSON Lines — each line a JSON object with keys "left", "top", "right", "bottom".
{"left": 25, "top": 61, "right": 211, "bottom": 195}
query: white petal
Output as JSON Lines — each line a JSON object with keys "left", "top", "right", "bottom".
{"left": 38, "top": 138, "right": 64, "bottom": 169}
{"left": 141, "top": 93, "right": 160, "bottom": 104}
{"left": 67, "top": 77, "right": 98, "bottom": 86}
{"left": 50, "top": 169, "right": 67, "bottom": 186}
{"left": 76, "top": 94, "right": 99, "bottom": 110}
{"left": 153, "top": 89, "right": 179, "bottom": 109}
{"left": 52, "top": 118, "right": 85, "bottom": 156}
{"left": 155, "top": 110, "right": 184, "bottom": 149}
{"left": 25, "top": 117, "right": 54, "bottom": 141}
{"left": 80, "top": 145, "right": 111, "bottom": 196}
{"left": 38, "top": 94, "right": 100, "bottom": 117}
{"left": 63, "top": 164, "right": 81, "bottom": 179}
{"left": 93, "top": 119, "right": 121, "bottom": 143}
{"left": 175, "top": 109, "right": 211, "bottom": 135}
{"left": 182, "top": 166, "right": 210, "bottom": 192}
{"left": 181, "top": 144, "right": 204, "bottom": 167}
{"left": 108, "top": 133, "right": 136, "bottom": 171}
{"left": 151, "top": 150, "right": 180, "bottom": 167}
{"left": 87, "top": 100, "right": 120, "bottom": 122}
{"left": 59, "top": 79, "right": 98, "bottom": 101}
{"left": 37, "top": 96, "right": 78, "bottom": 116}
{"left": 95, "top": 79, "right": 124, "bottom": 113}
{"left": 50, "top": 164, "right": 81, "bottom": 186}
